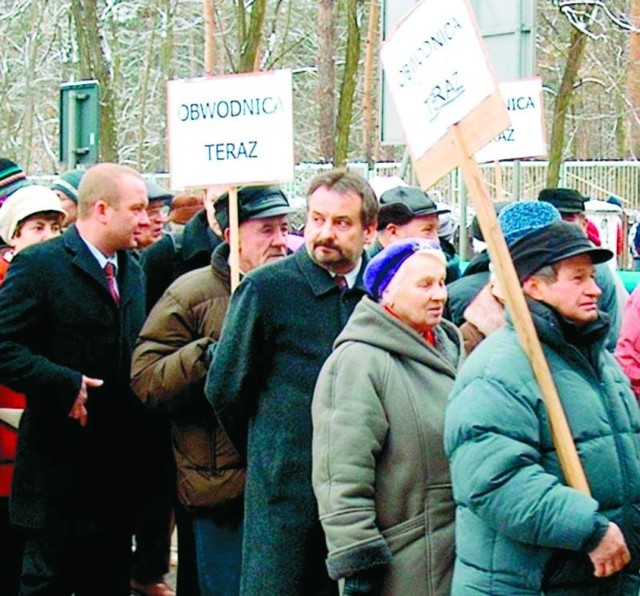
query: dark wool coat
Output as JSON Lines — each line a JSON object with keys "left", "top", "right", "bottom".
{"left": 140, "top": 209, "right": 221, "bottom": 311}
{"left": 206, "top": 248, "right": 368, "bottom": 596}
{"left": 445, "top": 300, "right": 640, "bottom": 595}
{"left": 0, "top": 226, "right": 146, "bottom": 529}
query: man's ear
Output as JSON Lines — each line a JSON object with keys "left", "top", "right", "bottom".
{"left": 95, "top": 200, "right": 109, "bottom": 220}
{"left": 362, "top": 221, "right": 378, "bottom": 246}
{"left": 522, "top": 275, "right": 544, "bottom": 300}
{"left": 223, "top": 227, "right": 231, "bottom": 244}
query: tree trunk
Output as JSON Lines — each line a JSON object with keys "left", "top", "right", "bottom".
{"left": 136, "top": 0, "right": 162, "bottom": 169}
{"left": 546, "top": 26, "right": 586, "bottom": 187}
{"left": 70, "top": 0, "right": 118, "bottom": 163}
{"left": 238, "top": 0, "right": 266, "bottom": 72}
{"left": 334, "top": 0, "right": 363, "bottom": 167}
{"left": 317, "top": 0, "right": 335, "bottom": 163}
{"left": 362, "top": 0, "right": 379, "bottom": 168}
{"left": 626, "top": 0, "right": 640, "bottom": 158}
{"left": 203, "top": 0, "right": 215, "bottom": 75}
{"left": 19, "top": 0, "right": 43, "bottom": 172}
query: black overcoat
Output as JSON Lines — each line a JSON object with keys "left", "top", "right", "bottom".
{"left": 206, "top": 248, "right": 367, "bottom": 595}
{"left": 0, "top": 226, "right": 146, "bottom": 529}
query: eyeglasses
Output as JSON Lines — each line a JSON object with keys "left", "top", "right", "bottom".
{"left": 147, "top": 204, "right": 170, "bottom": 218}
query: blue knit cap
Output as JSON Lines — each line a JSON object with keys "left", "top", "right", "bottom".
{"left": 364, "top": 237, "right": 443, "bottom": 301}
{"left": 498, "top": 201, "right": 561, "bottom": 246}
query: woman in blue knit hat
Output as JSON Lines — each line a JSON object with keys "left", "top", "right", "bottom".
{"left": 312, "top": 237, "right": 464, "bottom": 595}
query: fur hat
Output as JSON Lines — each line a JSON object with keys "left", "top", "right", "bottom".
{"left": 0, "top": 158, "right": 30, "bottom": 205}
{"left": 51, "top": 169, "right": 85, "bottom": 204}
{"left": 498, "top": 201, "right": 561, "bottom": 246}
{"left": 364, "top": 237, "right": 444, "bottom": 301}
{"left": 169, "top": 192, "right": 204, "bottom": 225}
{"left": 0, "top": 185, "right": 66, "bottom": 243}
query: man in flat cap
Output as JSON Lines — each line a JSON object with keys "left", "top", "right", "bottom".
{"left": 132, "top": 186, "right": 294, "bottom": 596}
{"left": 370, "top": 185, "right": 460, "bottom": 282}
{"left": 445, "top": 220, "right": 640, "bottom": 595}
{"left": 538, "top": 187, "right": 627, "bottom": 351}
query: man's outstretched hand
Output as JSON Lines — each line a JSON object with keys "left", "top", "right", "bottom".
{"left": 68, "top": 376, "right": 103, "bottom": 427}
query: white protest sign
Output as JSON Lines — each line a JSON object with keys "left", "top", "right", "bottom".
{"left": 380, "top": 0, "right": 496, "bottom": 158}
{"left": 167, "top": 70, "right": 294, "bottom": 189}
{"left": 475, "top": 78, "right": 545, "bottom": 163}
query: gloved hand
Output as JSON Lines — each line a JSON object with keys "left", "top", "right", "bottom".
{"left": 342, "top": 566, "right": 385, "bottom": 596}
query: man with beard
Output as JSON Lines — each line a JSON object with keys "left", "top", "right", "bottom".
{"left": 205, "top": 169, "right": 378, "bottom": 595}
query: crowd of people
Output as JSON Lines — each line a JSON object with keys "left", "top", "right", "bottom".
{"left": 0, "top": 156, "right": 640, "bottom": 596}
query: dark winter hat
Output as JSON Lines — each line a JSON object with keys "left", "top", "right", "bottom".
{"left": 470, "top": 201, "right": 510, "bottom": 242}
{"left": 498, "top": 201, "right": 561, "bottom": 246}
{"left": 378, "top": 186, "right": 449, "bottom": 230}
{"left": 214, "top": 186, "right": 294, "bottom": 232}
{"left": 364, "top": 237, "right": 444, "bottom": 301}
{"left": 51, "top": 169, "right": 85, "bottom": 204}
{"left": 0, "top": 158, "right": 29, "bottom": 205}
{"left": 145, "top": 179, "right": 173, "bottom": 204}
{"left": 509, "top": 220, "right": 612, "bottom": 283}
{"left": 538, "top": 188, "right": 586, "bottom": 214}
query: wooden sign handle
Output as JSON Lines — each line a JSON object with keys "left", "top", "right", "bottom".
{"left": 228, "top": 186, "right": 240, "bottom": 292}
{"left": 452, "top": 125, "right": 590, "bottom": 496}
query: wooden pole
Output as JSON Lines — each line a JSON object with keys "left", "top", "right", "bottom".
{"left": 452, "top": 124, "right": 590, "bottom": 495}
{"left": 228, "top": 186, "right": 240, "bottom": 292}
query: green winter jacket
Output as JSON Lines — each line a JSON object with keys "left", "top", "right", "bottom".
{"left": 445, "top": 299, "right": 640, "bottom": 595}
{"left": 313, "top": 296, "right": 463, "bottom": 595}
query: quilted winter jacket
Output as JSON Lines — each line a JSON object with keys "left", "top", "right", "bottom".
{"left": 131, "top": 243, "right": 244, "bottom": 510}
{"left": 445, "top": 299, "right": 640, "bottom": 595}
{"left": 313, "top": 296, "right": 463, "bottom": 595}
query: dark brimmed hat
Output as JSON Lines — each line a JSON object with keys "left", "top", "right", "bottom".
{"left": 214, "top": 186, "right": 294, "bottom": 231}
{"left": 51, "top": 169, "right": 84, "bottom": 204}
{"left": 378, "top": 186, "right": 449, "bottom": 230}
{"left": 509, "top": 220, "right": 613, "bottom": 283}
{"left": 0, "top": 158, "right": 29, "bottom": 205}
{"left": 363, "top": 237, "right": 444, "bottom": 301}
{"left": 538, "top": 188, "right": 586, "bottom": 214}
{"left": 145, "top": 179, "right": 173, "bottom": 204}
{"left": 470, "top": 201, "right": 511, "bottom": 241}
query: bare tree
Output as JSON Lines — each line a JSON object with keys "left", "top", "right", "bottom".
{"left": 203, "top": 0, "right": 216, "bottom": 74}
{"left": 627, "top": 0, "right": 640, "bottom": 156}
{"left": 70, "top": 0, "right": 118, "bottom": 162}
{"left": 317, "top": 0, "right": 336, "bottom": 163}
{"left": 334, "top": 0, "right": 365, "bottom": 166}
{"left": 362, "top": 0, "right": 380, "bottom": 167}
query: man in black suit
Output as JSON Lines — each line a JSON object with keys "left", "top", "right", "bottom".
{"left": 0, "top": 163, "right": 150, "bottom": 595}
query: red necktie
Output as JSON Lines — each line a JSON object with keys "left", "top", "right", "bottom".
{"left": 335, "top": 275, "right": 347, "bottom": 290}
{"left": 104, "top": 262, "right": 120, "bottom": 306}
